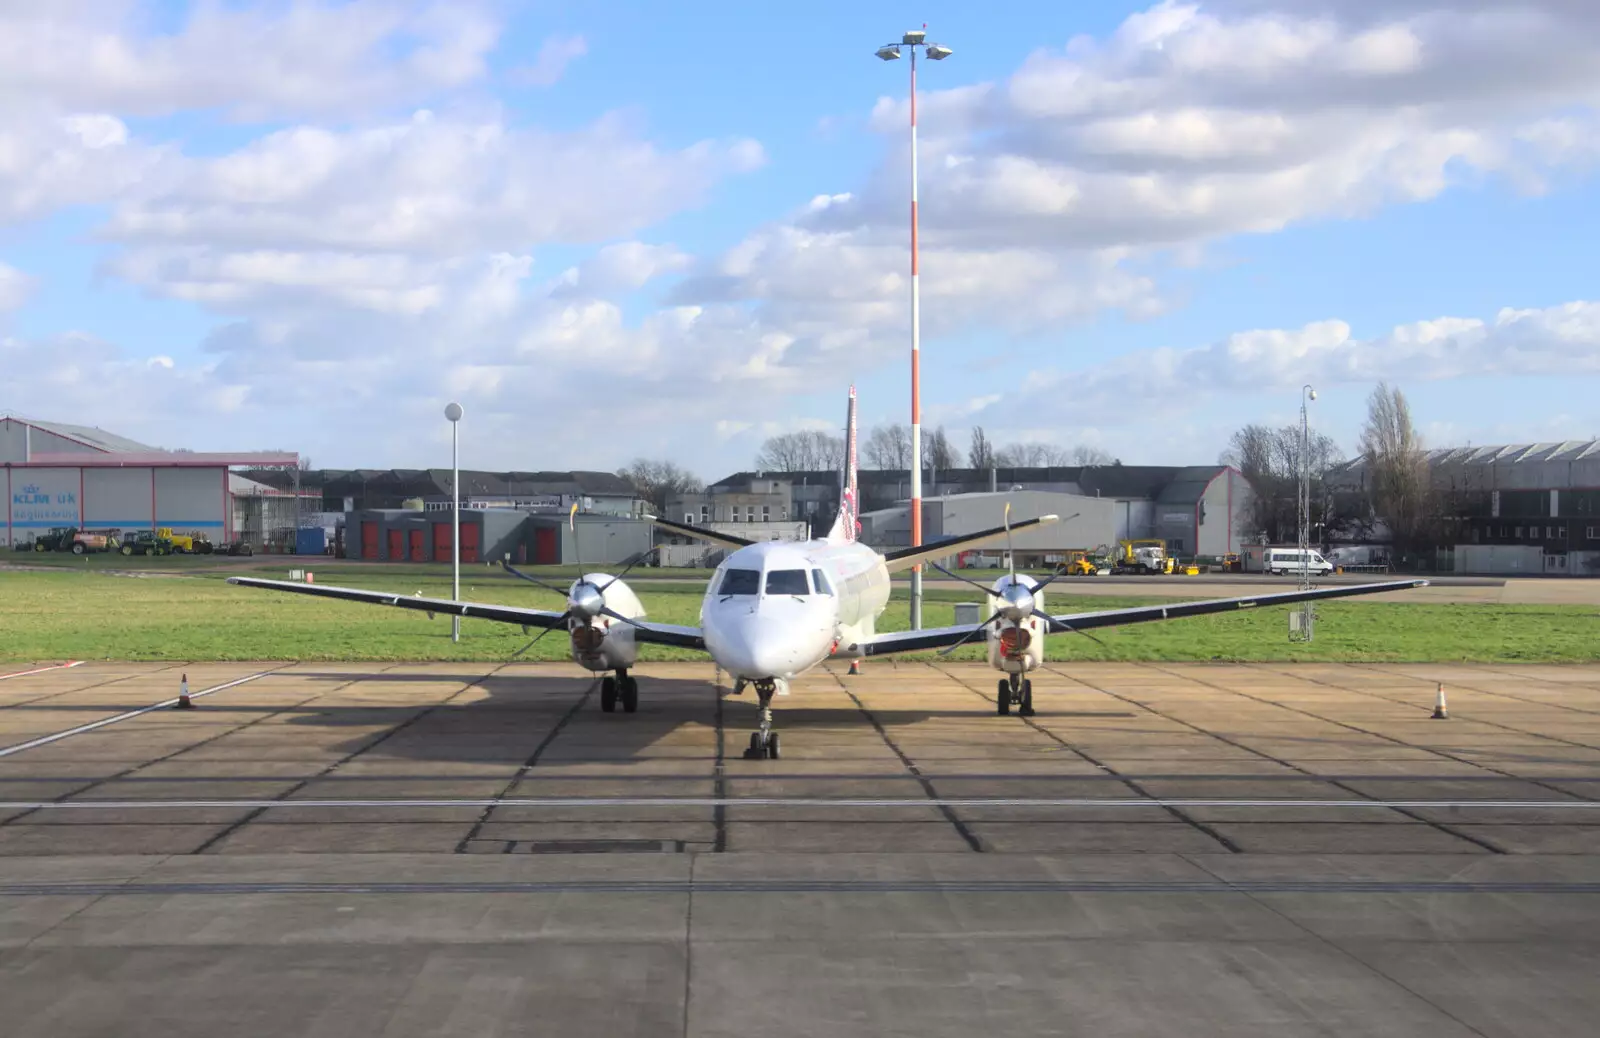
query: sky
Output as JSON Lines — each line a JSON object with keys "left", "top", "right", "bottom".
{"left": 2, "top": 0, "right": 1599, "bottom": 481}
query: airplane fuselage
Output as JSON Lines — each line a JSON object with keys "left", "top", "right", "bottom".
{"left": 700, "top": 538, "right": 891, "bottom": 682}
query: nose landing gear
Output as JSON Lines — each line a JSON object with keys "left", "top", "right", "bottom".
{"left": 600, "top": 669, "right": 639, "bottom": 713}
{"left": 996, "top": 674, "right": 1034, "bottom": 717}
{"left": 742, "top": 679, "right": 784, "bottom": 759}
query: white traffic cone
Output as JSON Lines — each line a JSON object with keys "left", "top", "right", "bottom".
{"left": 175, "top": 673, "right": 194, "bottom": 710}
{"left": 1431, "top": 682, "right": 1448, "bottom": 720}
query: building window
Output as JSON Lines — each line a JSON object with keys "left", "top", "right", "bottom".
{"left": 1588, "top": 526, "right": 1597, "bottom": 541}
{"left": 701, "top": 505, "right": 710, "bottom": 520}
{"left": 762, "top": 505, "right": 770, "bottom": 521}
{"left": 746, "top": 507, "right": 756, "bottom": 522}
{"left": 684, "top": 514, "right": 693, "bottom": 524}
{"left": 1557, "top": 526, "right": 1567, "bottom": 540}
{"left": 1515, "top": 526, "right": 1523, "bottom": 539}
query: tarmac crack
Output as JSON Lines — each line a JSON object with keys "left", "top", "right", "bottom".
{"left": 830, "top": 664, "right": 984, "bottom": 853}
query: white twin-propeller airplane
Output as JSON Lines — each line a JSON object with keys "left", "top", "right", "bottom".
{"left": 231, "top": 387, "right": 1426, "bottom": 760}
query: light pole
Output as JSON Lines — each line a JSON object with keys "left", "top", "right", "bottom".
{"left": 1296, "top": 385, "right": 1316, "bottom": 641}
{"left": 445, "top": 402, "right": 463, "bottom": 643}
{"left": 877, "top": 27, "right": 952, "bottom": 630}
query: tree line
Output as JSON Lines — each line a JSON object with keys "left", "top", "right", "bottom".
{"left": 752, "top": 424, "right": 1116, "bottom": 473}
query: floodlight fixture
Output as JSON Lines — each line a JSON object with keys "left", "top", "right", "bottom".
{"left": 902, "top": 29, "right": 926, "bottom": 45}
{"left": 926, "top": 43, "right": 953, "bottom": 60}
{"left": 876, "top": 44, "right": 901, "bottom": 60}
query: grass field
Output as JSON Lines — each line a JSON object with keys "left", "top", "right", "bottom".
{"left": 2, "top": 568, "right": 1595, "bottom": 664}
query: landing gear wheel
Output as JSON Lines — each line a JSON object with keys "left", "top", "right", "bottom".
{"left": 620, "top": 675, "right": 639, "bottom": 714}
{"left": 996, "top": 679, "right": 1011, "bottom": 716}
{"left": 767, "top": 732, "right": 781, "bottom": 760}
{"left": 1019, "top": 679, "right": 1035, "bottom": 717}
{"left": 600, "top": 676, "right": 617, "bottom": 713}
{"left": 745, "top": 732, "right": 764, "bottom": 759}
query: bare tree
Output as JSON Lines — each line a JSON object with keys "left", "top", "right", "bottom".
{"left": 616, "top": 459, "right": 703, "bottom": 515}
{"left": 968, "top": 426, "right": 994, "bottom": 471}
{"left": 1359, "top": 382, "right": 1434, "bottom": 550}
{"left": 297, "top": 455, "right": 314, "bottom": 471}
{"left": 995, "top": 442, "right": 1072, "bottom": 467}
{"left": 863, "top": 423, "right": 912, "bottom": 470}
{"left": 1071, "top": 445, "right": 1114, "bottom": 466}
{"left": 922, "top": 426, "right": 962, "bottom": 473}
{"left": 1222, "top": 424, "right": 1344, "bottom": 544}
{"left": 755, "top": 431, "right": 844, "bottom": 473}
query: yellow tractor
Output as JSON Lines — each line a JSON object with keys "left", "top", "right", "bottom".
{"left": 1053, "top": 549, "right": 1098, "bottom": 576}
{"left": 156, "top": 527, "right": 195, "bottom": 553}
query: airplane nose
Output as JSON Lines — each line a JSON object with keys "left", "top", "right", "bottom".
{"left": 707, "top": 610, "right": 826, "bottom": 680}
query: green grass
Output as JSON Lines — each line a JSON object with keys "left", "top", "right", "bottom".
{"left": 2, "top": 569, "right": 1596, "bottom": 664}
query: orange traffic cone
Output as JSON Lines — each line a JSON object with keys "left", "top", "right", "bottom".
{"left": 848, "top": 659, "right": 862, "bottom": 676}
{"left": 1431, "top": 682, "right": 1448, "bottom": 720}
{"left": 175, "top": 673, "right": 194, "bottom": 710}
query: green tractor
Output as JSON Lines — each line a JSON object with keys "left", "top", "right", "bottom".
{"left": 118, "top": 530, "right": 175, "bottom": 556}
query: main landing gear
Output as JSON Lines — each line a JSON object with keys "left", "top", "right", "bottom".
{"left": 742, "top": 679, "right": 783, "bottom": 759}
{"left": 997, "top": 673, "right": 1034, "bottom": 717}
{"left": 600, "top": 669, "right": 639, "bottom": 713}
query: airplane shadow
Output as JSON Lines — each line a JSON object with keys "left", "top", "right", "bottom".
{"left": 270, "top": 670, "right": 957, "bottom": 766}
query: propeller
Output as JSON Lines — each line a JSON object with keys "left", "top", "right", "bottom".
{"left": 499, "top": 505, "right": 655, "bottom": 656}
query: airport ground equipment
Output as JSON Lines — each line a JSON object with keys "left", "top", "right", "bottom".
{"left": 32, "top": 528, "right": 117, "bottom": 554}
{"left": 156, "top": 527, "right": 195, "bottom": 553}
{"left": 1053, "top": 550, "right": 1097, "bottom": 576}
{"left": 1112, "top": 539, "right": 1175, "bottom": 575}
{"left": 119, "top": 530, "right": 174, "bottom": 556}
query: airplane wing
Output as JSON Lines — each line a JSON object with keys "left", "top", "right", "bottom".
{"left": 881, "top": 514, "right": 1060, "bottom": 574}
{"left": 226, "top": 577, "right": 707, "bottom": 650}
{"left": 855, "top": 578, "right": 1428, "bottom": 656}
{"left": 646, "top": 516, "right": 755, "bottom": 550}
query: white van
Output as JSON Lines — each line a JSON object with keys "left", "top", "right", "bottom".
{"left": 1263, "top": 547, "right": 1333, "bottom": 576}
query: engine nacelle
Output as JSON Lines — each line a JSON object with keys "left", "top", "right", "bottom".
{"left": 983, "top": 574, "right": 1046, "bottom": 676}
{"left": 567, "top": 572, "right": 645, "bottom": 673}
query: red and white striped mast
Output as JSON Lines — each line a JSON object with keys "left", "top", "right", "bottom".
{"left": 877, "top": 27, "right": 952, "bottom": 630}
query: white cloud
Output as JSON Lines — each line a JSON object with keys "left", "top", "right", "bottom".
{"left": 510, "top": 34, "right": 588, "bottom": 87}
{"left": 0, "top": 262, "right": 34, "bottom": 312}
{"left": 0, "top": 111, "right": 165, "bottom": 225}
{"left": 0, "top": 1, "right": 499, "bottom": 119}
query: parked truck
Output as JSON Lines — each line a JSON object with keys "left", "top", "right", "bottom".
{"left": 1111, "top": 539, "right": 1175, "bottom": 575}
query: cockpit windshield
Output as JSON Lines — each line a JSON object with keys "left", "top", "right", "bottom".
{"left": 766, "top": 569, "right": 810, "bottom": 595}
{"left": 718, "top": 569, "right": 761, "bottom": 595}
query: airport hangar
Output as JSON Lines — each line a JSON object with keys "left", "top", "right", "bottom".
{"left": 1, "top": 416, "right": 297, "bottom": 549}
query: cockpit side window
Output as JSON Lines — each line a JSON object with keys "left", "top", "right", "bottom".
{"left": 718, "top": 568, "right": 761, "bottom": 595}
{"left": 766, "top": 569, "right": 810, "bottom": 595}
{"left": 811, "top": 568, "right": 833, "bottom": 596}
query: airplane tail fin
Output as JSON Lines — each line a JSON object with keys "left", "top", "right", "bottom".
{"left": 825, "top": 385, "right": 859, "bottom": 544}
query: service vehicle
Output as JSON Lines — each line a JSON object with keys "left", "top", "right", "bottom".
{"left": 1111, "top": 539, "right": 1175, "bottom": 575}
{"left": 1241, "top": 545, "right": 1334, "bottom": 576}
{"left": 119, "top": 530, "right": 174, "bottom": 556}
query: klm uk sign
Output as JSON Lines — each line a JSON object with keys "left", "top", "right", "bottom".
{"left": 12, "top": 483, "right": 80, "bottom": 525}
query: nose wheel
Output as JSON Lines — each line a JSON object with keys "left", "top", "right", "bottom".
{"left": 741, "top": 679, "right": 783, "bottom": 759}
{"left": 997, "top": 675, "right": 1034, "bottom": 717}
{"left": 600, "top": 670, "right": 639, "bottom": 714}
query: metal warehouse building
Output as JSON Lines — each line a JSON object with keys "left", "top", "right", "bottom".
{"left": 1330, "top": 439, "right": 1600, "bottom": 575}
{"left": 2, "top": 416, "right": 296, "bottom": 549}
{"left": 345, "top": 509, "right": 652, "bottom": 566}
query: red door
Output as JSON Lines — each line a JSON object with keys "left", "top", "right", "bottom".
{"left": 361, "top": 521, "right": 378, "bottom": 559}
{"left": 460, "top": 523, "right": 479, "bottom": 564}
{"left": 408, "top": 529, "right": 425, "bottom": 561}
{"left": 535, "top": 527, "right": 557, "bottom": 564}
{"left": 433, "top": 522, "right": 452, "bottom": 560}
{"left": 386, "top": 529, "right": 403, "bottom": 560}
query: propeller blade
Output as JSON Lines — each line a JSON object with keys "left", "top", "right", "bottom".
{"left": 938, "top": 608, "right": 1004, "bottom": 656}
{"left": 1004, "top": 501, "right": 1015, "bottom": 587}
{"left": 511, "top": 614, "right": 570, "bottom": 658}
{"left": 596, "top": 545, "right": 661, "bottom": 594}
{"left": 927, "top": 559, "right": 1000, "bottom": 596}
{"left": 568, "top": 502, "right": 584, "bottom": 574}
{"left": 501, "top": 561, "right": 572, "bottom": 596}
{"left": 599, "top": 606, "right": 647, "bottom": 630}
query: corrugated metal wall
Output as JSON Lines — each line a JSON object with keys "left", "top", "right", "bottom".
{"left": 4, "top": 467, "right": 81, "bottom": 546}
{"left": 155, "top": 469, "right": 226, "bottom": 533}
{"left": 84, "top": 468, "right": 154, "bottom": 531}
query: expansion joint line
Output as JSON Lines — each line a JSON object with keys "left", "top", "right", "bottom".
{"left": 455, "top": 668, "right": 595, "bottom": 854}
{"left": 830, "top": 663, "right": 984, "bottom": 853}
{"left": 942, "top": 661, "right": 1243, "bottom": 853}
{"left": 1135, "top": 662, "right": 1506, "bottom": 854}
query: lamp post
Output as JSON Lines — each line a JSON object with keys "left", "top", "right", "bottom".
{"left": 877, "top": 27, "right": 952, "bottom": 630}
{"left": 1297, "top": 385, "right": 1316, "bottom": 641}
{"left": 445, "top": 402, "right": 463, "bottom": 643}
